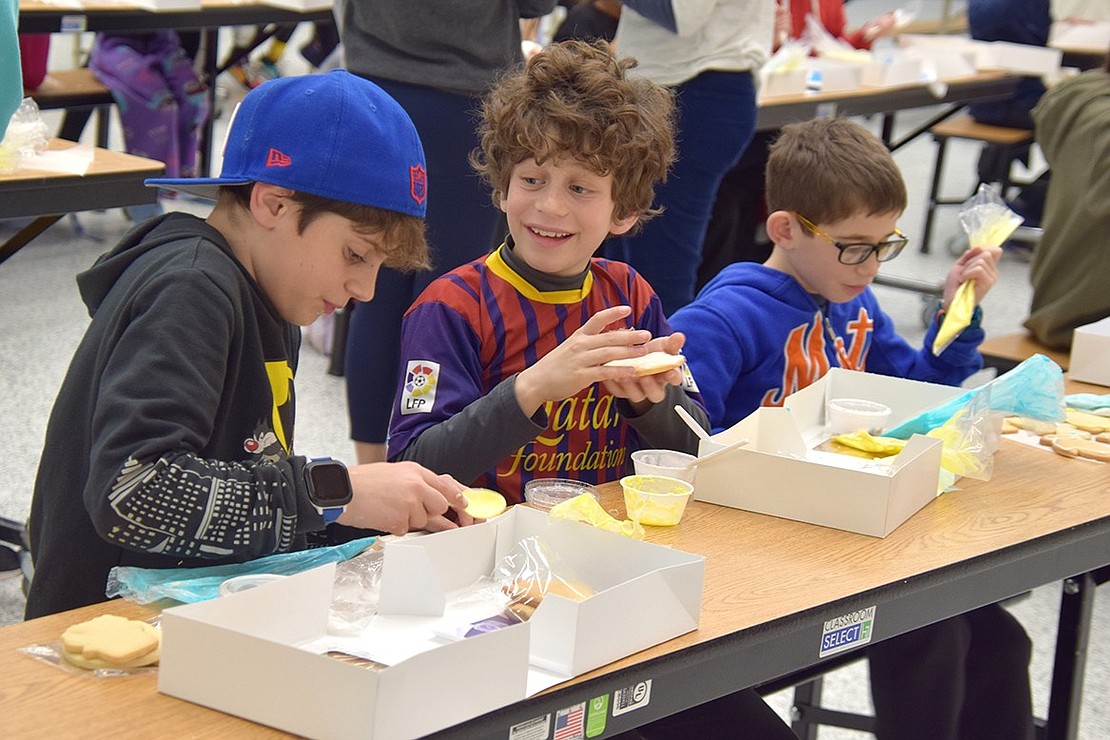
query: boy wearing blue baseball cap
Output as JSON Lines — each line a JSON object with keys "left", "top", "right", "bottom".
{"left": 25, "top": 70, "right": 472, "bottom": 620}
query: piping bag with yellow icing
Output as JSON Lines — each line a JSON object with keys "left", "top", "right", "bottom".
{"left": 933, "top": 184, "right": 1022, "bottom": 355}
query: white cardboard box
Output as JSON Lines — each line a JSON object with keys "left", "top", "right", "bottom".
{"left": 807, "top": 58, "right": 865, "bottom": 93}
{"left": 159, "top": 507, "right": 704, "bottom": 738}
{"left": 379, "top": 506, "right": 705, "bottom": 681}
{"left": 1069, "top": 317, "right": 1110, "bottom": 387}
{"left": 759, "top": 68, "right": 809, "bottom": 99}
{"left": 159, "top": 564, "right": 530, "bottom": 740}
{"left": 693, "top": 369, "right": 964, "bottom": 537}
{"left": 1050, "top": 20, "right": 1110, "bottom": 54}
{"left": 860, "top": 54, "right": 923, "bottom": 87}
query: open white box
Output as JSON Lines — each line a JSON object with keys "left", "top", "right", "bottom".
{"left": 759, "top": 67, "right": 809, "bottom": 99}
{"left": 379, "top": 506, "right": 704, "bottom": 681}
{"left": 159, "top": 507, "right": 704, "bottom": 738}
{"left": 693, "top": 369, "right": 964, "bottom": 537}
{"left": 860, "top": 52, "right": 924, "bottom": 87}
{"left": 1069, "top": 317, "right": 1110, "bottom": 387}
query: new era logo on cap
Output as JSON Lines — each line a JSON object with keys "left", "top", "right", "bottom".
{"left": 266, "top": 148, "right": 292, "bottom": 168}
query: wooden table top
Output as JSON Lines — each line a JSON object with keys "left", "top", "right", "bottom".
{"left": 0, "top": 139, "right": 164, "bottom": 184}
{"left": 3, "top": 379, "right": 1107, "bottom": 738}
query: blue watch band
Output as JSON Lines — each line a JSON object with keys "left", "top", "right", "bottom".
{"left": 323, "top": 507, "right": 344, "bottom": 525}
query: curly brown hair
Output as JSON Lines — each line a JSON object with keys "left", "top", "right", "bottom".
{"left": 471, "top": 39, "right": 676, "bottom": 230}
{"left": 766, "top": 118, "right": 907, "bottom": 228}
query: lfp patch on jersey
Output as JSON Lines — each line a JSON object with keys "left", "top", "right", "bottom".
{"left": 401, "top": 360, "right": 439, "bottom": 415}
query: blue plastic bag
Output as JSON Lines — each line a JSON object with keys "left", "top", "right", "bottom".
{"left": 105, "top": 538, "right": 376, "bottom": 604}
{"left": 884, "top": 354, "right": 1065, "bottom": 440}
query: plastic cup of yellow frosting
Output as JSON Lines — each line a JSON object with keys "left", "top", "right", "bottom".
{"left": 620, "top": 474, "right": 694, "bottom": 527}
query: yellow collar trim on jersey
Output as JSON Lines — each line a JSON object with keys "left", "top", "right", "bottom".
{"left": 486, "top": 245, "right": 594, "bottom": 304}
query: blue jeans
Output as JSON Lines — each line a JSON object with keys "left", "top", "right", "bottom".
{"left": 607, "top": 70, "right": 757, "bottom": 315}
{"left": 345, "top": 77, "right": 502, "bottom": 444}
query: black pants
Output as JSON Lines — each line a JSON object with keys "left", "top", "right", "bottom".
{"left": 613, "top": 687, "right": 798, "bottom": 739}
{"left": 869, "top": 604, "right": 1035, "bottom": 740}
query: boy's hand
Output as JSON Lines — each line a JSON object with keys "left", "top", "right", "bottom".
{"left": 342, "top": 461, "right": 474, "bottom": 535}
{"left": 513, "top": 305, "right": 652, "bottom": 416}
{"left": 943, "top": 246, "right": 1002, "bottom": 308}
{"left": 603, "top": 331, "right": 688, "bottom": 411}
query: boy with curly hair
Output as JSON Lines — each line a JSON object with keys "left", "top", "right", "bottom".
{"left": 385, "top": 39, "right": 712, "bottom": 503}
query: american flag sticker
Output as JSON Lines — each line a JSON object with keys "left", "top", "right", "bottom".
{"left": 553, "top": 701, "right": 586, "bottom": 740}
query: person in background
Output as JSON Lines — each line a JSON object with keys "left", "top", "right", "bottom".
{"left": 672, "top": 118, "right": 1033, "bottom": 740}
{"left": 699, "top": 0, "right": 900, "bottom": 290}
{"left": 18, "top": 33, "right": 50, "bottom": 92}
{"left": 1023, "top": 46, "right": 1110, "bottom": 349}
{"left": 89, "top": 32, "right": 209, "bottom": 182}
{"left": 551, "top": 0, "right": 621, "bottom": 45}
{"left": 967, "top": 0, "right": 1052, "bottom": 226}
{"left": 24, "top": 72, "right": 472, "bottom": 620}
{"left": 604, "top": 0, "right": 773, "bottom": 316}
{"left": 340, "top": 0, "right": 555, "bottom": 467}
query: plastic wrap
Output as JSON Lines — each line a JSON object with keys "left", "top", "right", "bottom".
{"left": 18, "top": 616, "right": 162, "bottom": 678}
{"left": 327, "top": 544, "right": 385, "bottom": 636}
{"left": 0, "top": 98, "right": 50, "bottom": 174}
{"left": 105, "top": 537, "right": 377, "bottom": 604}
{"left": 548, "top": 492, "right": 645, "bottom": 539}
{"left": 493, "top": 535, "right": 594, "bottom": 622}
{"left": 884, "top": 354, "right": 1065, "bottom": 440}
{"left": 934, "top": 185, "right": 1023, "bottom": 354}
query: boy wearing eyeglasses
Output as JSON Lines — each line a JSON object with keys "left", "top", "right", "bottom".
{"left": 672, "top": 118, "right": 1031, "bottom": 740}
{"left": 671, "top": 117, "right": 1001, "bottom": 429}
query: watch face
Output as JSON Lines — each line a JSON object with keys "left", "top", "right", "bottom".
{"left": 307, "top": 462, "right": 353, "bottom": 505}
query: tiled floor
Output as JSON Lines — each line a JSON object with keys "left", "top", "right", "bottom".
{"left": 2, "top": 5, "right": 1107, "bottom": 737}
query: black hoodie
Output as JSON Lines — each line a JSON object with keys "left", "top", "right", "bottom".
{"left": 25, "top": 212, "right": 324, "bottom": 619}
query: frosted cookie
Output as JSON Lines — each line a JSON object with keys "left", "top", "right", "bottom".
{"left": 61, "top": 614, "right": 161, "bottom": 670}
{"left": 1065, "top": 408, "right": 1110, "bottom": 434}
{"left": 1007, "top": 417, "right": 1057, "bottom": 435}
{"left": 1050, "top": 437, "right": 1110, "bottom": 463}
{"left": 604, "top": 351, "right": 686, "bottom": 377}
{"left": 1039, "top": 424, "right": 1091, "bottom": 446}
{"left": 462, "top": 488, "right": 507, "bottom": 519}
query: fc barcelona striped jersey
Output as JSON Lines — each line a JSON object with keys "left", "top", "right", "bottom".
{"left": 388, "top": 244, "right": 703, "bottom": 504}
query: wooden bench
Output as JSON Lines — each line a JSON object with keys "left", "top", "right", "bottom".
{"left": 979, "top": 331, "right": 1070, "bottom": 374}
{"left": 920, "top": 115, "right": 1036, "bottom": 254}
{"left": 25, "top": 68, "right": 115, "bottom": 148}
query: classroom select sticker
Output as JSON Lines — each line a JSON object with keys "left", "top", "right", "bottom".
{"left": 819, "top": 606, "right": 876, "bottom": 658}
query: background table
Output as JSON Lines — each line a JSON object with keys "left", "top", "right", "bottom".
{"left": 18, "top": 0, "right": 335, "bottom": 175}
{"left": 0, "top": 140, "right": 164, "bottom": 266}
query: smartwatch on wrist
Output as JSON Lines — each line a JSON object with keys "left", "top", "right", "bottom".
{"left": 303, "top": 457, "right": 353, "bottom": 524}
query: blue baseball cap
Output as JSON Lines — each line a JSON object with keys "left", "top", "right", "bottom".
{"left": 146, "top": 69, "right": 427, "bottom": 217}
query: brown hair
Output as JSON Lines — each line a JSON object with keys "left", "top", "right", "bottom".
{"left": 471, "top": 39, "right": 676, "bottom": 230}
{"left": 219, "top": 185, "right": 430, "bottom": 271}
{"left": 766, "top": 118, "right": 907, "bottom": 228}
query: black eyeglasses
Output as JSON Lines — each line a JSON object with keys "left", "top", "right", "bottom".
{"left": 794, "top": 212, "right": 909, "bottom": 265}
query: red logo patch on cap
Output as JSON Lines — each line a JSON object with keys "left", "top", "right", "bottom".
{"left": 266, "top": 148, "right": 292, "bottom": 168}
{"left": 409, "top": 164, "right": 427, "bottom": 205}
